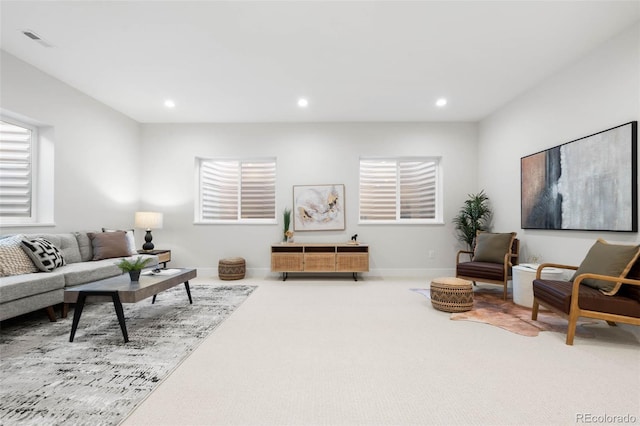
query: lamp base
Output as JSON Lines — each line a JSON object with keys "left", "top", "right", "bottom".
{"left": 142, "top": 230, "right": 155, "bottom": 251}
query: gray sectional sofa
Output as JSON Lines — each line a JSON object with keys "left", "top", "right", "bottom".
{"left": 0, "top": 232, "right": 159, "bottom": 322}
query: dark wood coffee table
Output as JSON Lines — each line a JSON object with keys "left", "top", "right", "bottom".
{"left": 64, "top": 268, "right": 197, "bottom": 343}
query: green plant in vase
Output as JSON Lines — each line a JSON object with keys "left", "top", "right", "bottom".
{"left": 116, "top": 256, "right": 153, "bottom": 281}
{"left": 283, "top": 208, "right": 292, "bottom": 242}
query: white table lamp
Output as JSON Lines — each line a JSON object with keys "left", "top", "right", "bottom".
{"left": 135, "top": 211, "right": 163, "bottom": 251}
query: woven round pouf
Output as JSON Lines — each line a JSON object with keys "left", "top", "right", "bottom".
{"left": 430, "top": 277, "right": 474, "bottom": 312}
{"left": 218, "top": 257, "right": 246, "bottom": 280}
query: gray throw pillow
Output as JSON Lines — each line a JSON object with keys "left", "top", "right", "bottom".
{"left": 473, "top": 232, "right": 516, "bottom": 263}
{"left": 74, "top": 231, "right": 96, "bottom": 262}
{"left": 571, "top": 238, "right": 640, "bottom": 295}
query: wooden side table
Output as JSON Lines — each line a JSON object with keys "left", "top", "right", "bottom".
{"left": 138, "top": 249, "right": 171, "bottom": 268}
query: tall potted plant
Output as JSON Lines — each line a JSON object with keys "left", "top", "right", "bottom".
{"left": 453, "top": 190, "right": 492, "bottom": 251}
{"left": 283, "top": 208, "right": 292, "bottom": 242}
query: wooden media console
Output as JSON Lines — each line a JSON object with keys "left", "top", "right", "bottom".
{"left": 271, "top": 243, "right": 369, "bottom": 281}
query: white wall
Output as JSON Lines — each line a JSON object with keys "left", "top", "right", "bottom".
{"left": 139, "top": 122, "right": 477, "bottom": 276}
{"left": 0, "top": 51, "right": 142, "bottom": 234}
{"left": 478, "top": 23, "right": 640, "bottom": 266}
{"left": 1, "top": 49, "right": 478, "bottom": 276}
{"left": 8, "top": 20, "right": 636, "bottom": 276}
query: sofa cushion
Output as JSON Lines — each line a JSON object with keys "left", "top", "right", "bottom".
{"left": 62, "top": 254, "right": 158, "bottom": 287}
{"left": 473, "top": 232, "right": 516, "bottom": 263}
{"left": 0, "top": 270, "right": 65, "bottom": 304}
{"left": 88, "top": 231, "right": 130, "bottom": 260}
{"left": 0, "top": 235, "right": 38, "bottom": 277}
{"left": 102, "top": 228, "right": 137, "bottom": 255}
{"left": 21, "top": 237, "right": 65, "bottom": 272}
{"left": 571, "top": 239, "right": 640, "bottom": 295}
{"left": 25, "top": 233, "right": 82, "bottom": 264}
{"left": 0, "top": 288, "right": 64, "bottom": 322}
{"left": 61, "top": 260, "right": 122, "bottom": 287}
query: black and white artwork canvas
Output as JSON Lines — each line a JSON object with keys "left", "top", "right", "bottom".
{"left": 521, "top": 121, "right": 637, "bottom": 232}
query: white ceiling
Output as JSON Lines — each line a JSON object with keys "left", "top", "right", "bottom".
{"left": 1, "top": 1, "right": 639, "bottom": 123}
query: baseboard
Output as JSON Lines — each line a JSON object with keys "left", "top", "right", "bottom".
{"left": 193, "top": 267, "right": 455, "bottom": 281}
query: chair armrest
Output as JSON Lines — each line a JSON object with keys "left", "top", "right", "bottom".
{"left": 535, "top": 263, "right": 578, "bottom": 279}
{"left": 573, "top": 273, "right": 640, "bottom": 288}
{"left": 456, "top": 250, "right": 473, "bottom": 264}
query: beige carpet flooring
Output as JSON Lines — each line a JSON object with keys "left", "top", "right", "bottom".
{"left": 122, "top": 276, "right": 640, "bottom": 426}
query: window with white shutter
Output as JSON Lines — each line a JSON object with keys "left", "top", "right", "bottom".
{"left": 196, "top": 157, "right": 276, "bottom": 223}
{"left": 0, "top": 119, "right": 35, "bottom": 221}
{"left": 359, "top": 157, "right": 442, "bottom": 224}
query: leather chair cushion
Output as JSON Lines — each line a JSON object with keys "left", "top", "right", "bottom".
{"left": 456, "top": 261, "right": 506, "bottom": 281}
{"left": 618, "top": 284, "right": 640, "bottom": 303}
{"left": 533, "top": 279, "right": 640, "bottom": 318}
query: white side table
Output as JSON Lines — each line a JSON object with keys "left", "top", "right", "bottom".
{"left": 512, "top": 264, "right": 566, "bottom": 308}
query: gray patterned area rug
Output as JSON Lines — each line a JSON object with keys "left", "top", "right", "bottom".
{"left": 0, "top": 284, "right": 256, "bottom": 426}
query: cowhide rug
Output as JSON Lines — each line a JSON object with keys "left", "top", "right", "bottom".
{"left": 412, "top": 287, "right": 596, "bottom": 337}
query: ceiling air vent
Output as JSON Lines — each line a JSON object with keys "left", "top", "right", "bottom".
{"left": 22, "top": 30, "right": 41, "bottom": 40}
{"left": 21, "top": 30, "right": 53, "bottom": 47}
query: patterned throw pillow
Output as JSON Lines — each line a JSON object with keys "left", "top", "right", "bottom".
{"left": 0, "top": 235, "right": 39, "bottom": 277}
{"left": 21, "top": 237, "right": 65, "bottom": 272}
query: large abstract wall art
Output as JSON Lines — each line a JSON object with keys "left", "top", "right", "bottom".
{"left": 293, "top": 184, "right": 345, "bottom": 231}
{"left": 521, "top": 121, "right": 637, "bottom": 232}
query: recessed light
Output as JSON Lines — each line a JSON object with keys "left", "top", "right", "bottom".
{"left": 436, "top": 98, "right": 447, "bottom": 107}
{"left": 297, "top": 98, "right": 309, "bottom": 108}
{"left": 164, "top": 99, "right": 176, "bottom": 108}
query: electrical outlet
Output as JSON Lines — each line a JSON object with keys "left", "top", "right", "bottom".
{"left": 428, "top": 250, "right": 435, "bottom": 259}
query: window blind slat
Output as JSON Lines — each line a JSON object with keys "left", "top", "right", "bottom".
{"left": 360, "top": 158, "right": 439, "bottom": 222}
{"left": 199, "top": 158, "right": 276, "bottom": 221}
{"left": 359, "top": 160, "right": 398, "bottom": 220}
{"left": 0, "top": 121, "right": 32, "bottom": 218}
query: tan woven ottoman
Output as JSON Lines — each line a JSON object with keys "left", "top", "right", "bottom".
{"left": 430, "top": 277, "right": 473, "bottom": 312}
{"left": 218, "top": 257, "right": 246, "bottom": 280}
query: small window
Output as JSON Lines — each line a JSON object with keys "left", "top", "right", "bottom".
{"left": 359, "top": 157, "right": 442, "bottom": 224}
{"left": 0, "top": 119, "right": 36, "bottom": 222}
{"left": 196, "top": 157, "right": 276, "bottom": 223}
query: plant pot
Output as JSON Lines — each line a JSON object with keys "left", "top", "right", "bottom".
{"left": 129, "top": 270, "right": 141, "bottom": 282}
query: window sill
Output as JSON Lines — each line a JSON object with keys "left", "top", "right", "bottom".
{"left": 358, "top": 220, "right": 445, "bottom": 226}
{"left": 194, "top": 220, "right": 277, "bottom": 225}
{"left": 0, "top": 222, "right": 56, "bottom": 228}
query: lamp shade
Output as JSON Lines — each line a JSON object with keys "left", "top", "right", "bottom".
{"left": 134, "top": 211, "right": 163, "bottom": 230}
